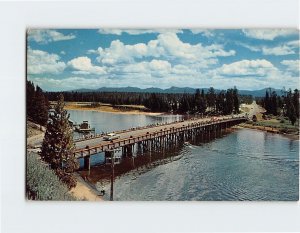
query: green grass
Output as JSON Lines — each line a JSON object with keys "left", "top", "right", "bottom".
{"left": 253, "top": 116, "right": 299, "bottom": 134}
{"left": 26, "top": 152, "right": 77, "bottom": 201}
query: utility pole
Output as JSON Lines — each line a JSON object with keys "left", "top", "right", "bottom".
{"left": 110, "top": 150, "right": 114, "bottom": 201}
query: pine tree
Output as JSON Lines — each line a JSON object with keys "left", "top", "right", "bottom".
{"left": 41, "top": 94, "right": 79, "bottom": 189}
{"left": 33, "top": 86, "right": 49, "bottom": 125}
{"left": 233, "top": 86, "right": 240, "bottom": 114}
{"left": 26, "top": 81, "right": 49, "bottom": 126}
{"left": 271, "top": 91, "right": 278, "bottom": 115}
{"left": 26, "top": 80, "right": 35, "bottom": 120}
{"left": 293, "top": 89, "right": 299, "bottom": 117}
{"left": 289, "top": 103, "right": 297, "bottom": 125}
{"left": 207, "top": 87, "right": 216, "bottom": 112}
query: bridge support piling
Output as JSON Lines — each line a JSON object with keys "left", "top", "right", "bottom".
{"left": 84, "top": 155, "right": 90, "bottom": 171}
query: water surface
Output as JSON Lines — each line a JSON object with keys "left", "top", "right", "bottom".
{"left": 69, "top": 110, "right": 299, "bottom": 201}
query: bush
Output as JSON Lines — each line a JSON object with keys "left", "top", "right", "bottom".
{"left": 26, "top": 152, "right": 76, "bottom": 200}
{"left": 55, "top": 169, "right": 77, "bottom": 189}
{"left": 252, "top": 115, "right": 257, "bottom": 122}
{"left": 280, "top": 119, "right": 285, "bottom": 123}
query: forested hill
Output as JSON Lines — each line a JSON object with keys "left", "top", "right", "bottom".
{"left": 73, "top": 86, "right": 282, "bottom": 97}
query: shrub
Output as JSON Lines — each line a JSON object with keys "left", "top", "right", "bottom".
{"left": 252, "top": 115, "right": 257, "bottom": 122}
{"left": 26, "top": 152, "right": 76, "bottom": 201}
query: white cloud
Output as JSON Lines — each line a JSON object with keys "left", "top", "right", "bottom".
{"left": 29, "top": 77, "right": 104, "bottom": 91}
{"left": 190, "top": 29, "right": 214, "bottom": 37}
{"left": 287, "top": 40, "right": 299, "bottom": 48}
{"left": 96, "top": 40, "right": 161, "bottom": 65}
{"left": 96, "top": 32, "right": 235, "bottom": 67}
{"left": 86, "top": 49, "right": 98, "bottom": 54}
{"left": 27, "top": 48, "right": 66, "bottom": 74}
{"left": 67, "top": 56, "right": 106, "bottom": 75}
{"left": 281, "top": 60, "right": 299, "bottom": 72}
{"left": 242, "top": 29, "right": 297, "bottom": 40}
{"left": 261, "top": 45, "right": 295, "bottom": 55}
{"left": 28, "top": 29, "right": 76, "bottom": 44}
{"left": 116, "top": 59, "right": 172, "bottom": 78}
{"left": 98, "top": 29, "right": 183, "bottom": 35}
{"left": 218, "top": 59, "right": 277, "bottom": 77}
{"left": 240, "top": 40, "right": 298, "bottom": 56}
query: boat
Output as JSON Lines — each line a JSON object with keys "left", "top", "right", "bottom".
{"left": 74, "top": 121, "right": 95, "bottom": 133}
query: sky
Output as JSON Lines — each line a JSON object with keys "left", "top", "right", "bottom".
{"left": 27, "top": 29, "right": 299, "bottom": 91}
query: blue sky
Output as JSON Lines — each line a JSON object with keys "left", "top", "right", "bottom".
{"left": 27, "top": 29, "right": 299, "bottom": 91}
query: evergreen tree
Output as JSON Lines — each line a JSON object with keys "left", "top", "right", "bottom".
{"left": 293, "top": 89, "right": 299, "bottom": 117}
{"left": 201, "top": 89, "right": 205, "bottom": 98}
{"left": 224, "top": 89, "right": 234, "bottom": 115}
{"left": 194, "top": 89, "right": 201, "bottom": 113}
{"left": 32, "top": 86, "right": 49, "bottom": 125}
{"left": 26, "top": 80, "right": 35, "bottom": 119}
{"left": 178, "top": 95, "right": 190, "bottom": 113}
{"left": 288, "top": 103, "right": 297, "bottom": 125}
{"left": 270, "top": 91, "right": 278, "bottom": 115}
{"left": 41, "top": 94, "right": 79, "bottom": 189}
{"left": 264, "top": 90, "right": 270, "bottom": 113}
{"left": 233, "top": 86, "right": 240, "bottom": 114}
{"left": 207, "top": 87, "right": 216, "bottom": 112}
{"left": 26, "top": 81, "right": 49, "bottom": 126}
{"left": 216, "top": 91, "right": 225, "bottom": 114}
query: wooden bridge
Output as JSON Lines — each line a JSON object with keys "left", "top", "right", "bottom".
{"left": 74, "top": 116, "right": 247, "bottom": 170}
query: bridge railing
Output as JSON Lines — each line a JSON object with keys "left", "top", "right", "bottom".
{"left": 74, "top": 116, "right": 247, "bottom": 158}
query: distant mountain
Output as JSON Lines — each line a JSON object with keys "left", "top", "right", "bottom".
{"left": 239, "top": 88, "right": 282, "bottom": 97}
{"left": 71, "top": 86, "right": 283, "bottom": 97}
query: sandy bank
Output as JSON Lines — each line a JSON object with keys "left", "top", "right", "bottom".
{"left": 64, "top": 103, "right": 163, "bottom": 116}
{"left": 69, "top": 173, "right": 103, "bottom": 201}
{"left": 238, "top": 123, "right": 299, "bottom": 140}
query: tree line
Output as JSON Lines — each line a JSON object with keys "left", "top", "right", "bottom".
{"left": 27, "top": 81, "right": 78, "bottom": 191}
{"left": 45, "top": 87, "right": 252, "bottom": 115}
{"left": 27, "top": 80, "right": 49, "bottom": 126}
{"left": 260, "top": 88, "right": 299, "bottom": 125}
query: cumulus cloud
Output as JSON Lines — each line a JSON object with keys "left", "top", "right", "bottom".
{"left": 27, "top": 29, "right": 299, "bottom": 91}
{"left": 28, "top": 29, "right": 76, "bottom": 44}
{"left": 242, "top": 29, "right": 297, "bottom": 40}
{"left": 218, "top": 59, "right": 277, "bottom": 77}
{"left": 261, "top": 45, "right": 295, "bottom": 55}
{"left": 96, "top": 40, "right": 156, "bottom": 65}
{"left": 96, "top": 32, "right": 235, "bottom": 67}
{"left": 240, "top": 39, "right": 298, "bottom": 56}
{"left": 281, "top": 59, "right": 299, "bottom": 73}
{"left": 86, "top": 49, "right": 98, "bottom": 54}
{"left": 27, "top": 48, "right": 66, "bottom": 74}
{"left": 67, "top": 56, "right": 106, "bottom": 75}
{"left": 98, "top": 29, "right": 183, "bottom": 35}
{"left": 190, "top": 29, "right": 214, "bottom": 37}
{"left": 287, "top": 40, "right": 299, "bottom": 48}
{"left": 115, "top": 59, "right": 172, "bottom": 78}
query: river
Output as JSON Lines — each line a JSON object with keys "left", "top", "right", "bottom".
{"left": 68, "top": 110, "right": 299, "bottom": 201}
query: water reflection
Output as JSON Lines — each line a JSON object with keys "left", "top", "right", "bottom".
{"left": 68, "top": 110, "right": 184, "bottom": 135}
{"left": 69, "top": 110, "right": 299, "bottom": 201}
{"left": 78, "top": 129, "right": 232, "bottom": 199}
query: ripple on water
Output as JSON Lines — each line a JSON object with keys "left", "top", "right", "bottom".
{"left": 94, "top": 129, "right": 299, "bottom": 201}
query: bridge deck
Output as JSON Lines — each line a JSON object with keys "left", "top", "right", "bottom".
{"left": 74, "top": 116, "right": 247, "bottom": 158}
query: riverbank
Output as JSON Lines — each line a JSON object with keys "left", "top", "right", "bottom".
{"left": 27, "top": 121, "right": 45, "bottom": 138}
{"left": 238, "top": 123, "right": 299, "bottom": 140}
{"left": 62, "top": 102, "right": 163, "bottom": 116}
{"left": 27, "top": 121, "right": 45, "bottom": 149}
{"left": 69, "top": 173, "right": 103, "bottom": 201}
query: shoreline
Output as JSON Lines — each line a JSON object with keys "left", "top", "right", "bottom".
{"left": 238, "top": 123, "right": 299, "bottom": 140}
{"left": 69, "top": 173, "right": 103, "bottom": 201}
{"left": 64, "top": 105, "right": 163, "bottom": 116}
